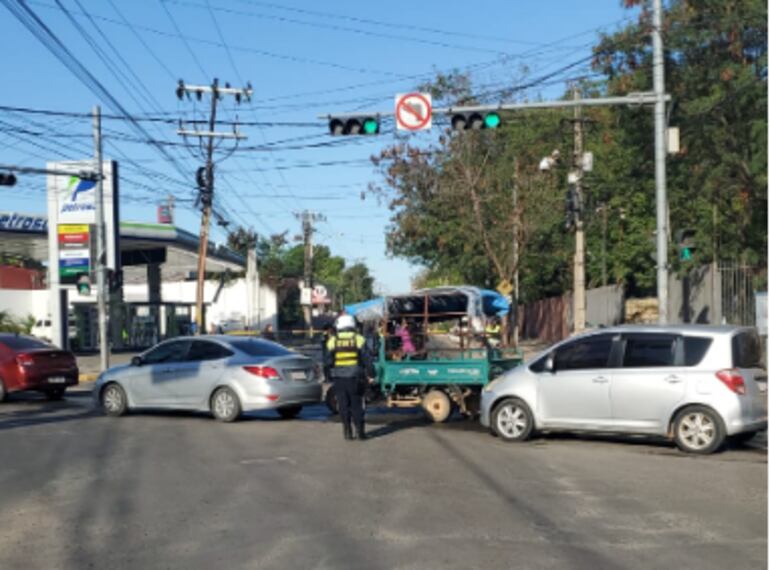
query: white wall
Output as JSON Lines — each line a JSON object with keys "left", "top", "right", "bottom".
{"left": 0, "top": 278, "right": 278, "bottom": 331}
{"left": 0, "top": 289, "right": 51, "bottom": 321}
{"left": 122, "top": 277, "right": 278, "bottom": 331}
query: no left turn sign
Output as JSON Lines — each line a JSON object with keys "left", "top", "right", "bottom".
{"left": 395, "top": 92, "right": 432, "bottom": 131}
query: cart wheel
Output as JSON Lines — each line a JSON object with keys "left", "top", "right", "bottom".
{"left": 422, "top": 390, "right": 452, "bottom": 423}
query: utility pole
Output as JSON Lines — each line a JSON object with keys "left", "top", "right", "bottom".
{"left": 295, "top": 210, "right": 325, "bottom": 335}
{"left": 92, "top": 106, "right": 109, "bottom": 371}
{"left": 176, "top": 79, "right": 251, "bottom": 334}
{"left": 572, "top": 87, "right": 586, "bottom": 333}
{"left": 652, "top": 0, "right": 669, "bottom": 324}
{"left": 601, "top": 204, "right": 608, "bottom": 287}
{"left": 511, "top": 158, "right": 520, "bottom": 348}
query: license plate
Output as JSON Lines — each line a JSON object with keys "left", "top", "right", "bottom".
{"left": 290, "top": 371, "right": 307, "bottom": 381}
{"left": 48, "top": 376, "right": 67, "bottom": 384}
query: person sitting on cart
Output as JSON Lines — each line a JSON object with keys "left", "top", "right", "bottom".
{"left": 326, "top": 314, "right": 371, "bottom": 441}
{"left": 394, "top": 318, "right": 416, "bottom": 359}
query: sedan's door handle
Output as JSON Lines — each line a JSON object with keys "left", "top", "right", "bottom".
{"left": 664, "top": 375, "right": 682, "bottom": 384}
{"left": 592, "top": 376, "right": 609, "bottom": 384}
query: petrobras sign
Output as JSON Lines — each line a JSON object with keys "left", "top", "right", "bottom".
{"left": 0, "top": 212, "right": 48, "bottom": 233}
{"left": 58, "top": 174, "right": 97, "bottom": 221}
{"left": 47, "top": 160, "right": 121, "bottom": 271}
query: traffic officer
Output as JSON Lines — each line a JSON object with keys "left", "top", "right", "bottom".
{"left": 326, "top": 314, "right": 369, "bottom": 441}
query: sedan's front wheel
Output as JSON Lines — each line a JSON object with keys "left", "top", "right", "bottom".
{"left": 102, "top": 383, "right": 127, "bottom": 417}
{"left": 211, "top": 387, "right": 241, "bottom": 422}
{"left": 491, "top": 398, "right": 534, "bottom": 442}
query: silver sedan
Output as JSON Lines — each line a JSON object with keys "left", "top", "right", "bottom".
{"left": 94, "top": 336, "right": 322, "bottom": 422}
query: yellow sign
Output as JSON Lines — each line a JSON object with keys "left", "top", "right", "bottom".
{"left": 58, "top": 224, "right": 89, "bottom": 234}
{"left": 496, "top": 280, "right": 513, "bottom": 297}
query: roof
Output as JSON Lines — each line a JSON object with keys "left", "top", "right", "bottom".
{"left": 588, "top": 324, "right": 753, "bottom": 337}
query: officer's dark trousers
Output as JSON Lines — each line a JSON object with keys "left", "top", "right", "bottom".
{"left": 333, "top": 373, "right": 364, "bottom": 431}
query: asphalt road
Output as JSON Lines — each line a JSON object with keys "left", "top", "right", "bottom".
{"left": 1, "top": 386, "right": 766, "bottom": 570}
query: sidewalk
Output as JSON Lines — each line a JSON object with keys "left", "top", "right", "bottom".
{"left": 76, "top": 352, "right": 139, "bottom": 382}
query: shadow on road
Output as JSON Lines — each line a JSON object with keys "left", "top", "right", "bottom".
{"left": 0, "top": 392, "right": 98, "bottom": 432}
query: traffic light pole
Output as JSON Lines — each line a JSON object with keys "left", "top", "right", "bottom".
{"left": 92, "top": 106, "right": 109, "bottom": 371}
{"left": 652, "top": 0, "right": 669, "bottom": 324}
{"left": 572, "top": 88, "right": 586, "bottom": 333}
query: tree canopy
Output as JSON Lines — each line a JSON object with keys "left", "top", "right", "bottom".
{"left": 370, "top": 0, "right": 767, "bottom": 300}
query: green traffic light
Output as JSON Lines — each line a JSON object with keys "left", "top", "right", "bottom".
{"left": 363, "top": 118, "right": 379, "bottom": 134}
{"left": 484, "top": 113, "right": 501, "bottom": 129}
{"left": 681, "top": 247, "right": 692, "bottom": 261}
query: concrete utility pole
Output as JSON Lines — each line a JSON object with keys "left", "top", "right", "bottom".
{"left": 302, "top": 211, "right": 313, "bottom": 332}
{"left": 92, "top": 106, "right": 109, "bottom": 371}
{"left": 652, "top": 0, "right": 669, "bottom": 324}
{"left": 572, "top": 87, "right": 587, "bottom": 333}
{"left": 176, "top": 79, "right": 251, "bottom": 334}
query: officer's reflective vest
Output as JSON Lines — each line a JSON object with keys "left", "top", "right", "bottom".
{"left": 485, "top": 324, "right": 501, "bottom": 338}
{"left": 327, "top": 331, "right": 365, "bottom": 367}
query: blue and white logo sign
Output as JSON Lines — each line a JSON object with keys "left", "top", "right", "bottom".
{"left": 57, "top": 175, "right": 96, "bottom": 222}
{"left": 0, "top": 212, "right": 48, "bottom": 233}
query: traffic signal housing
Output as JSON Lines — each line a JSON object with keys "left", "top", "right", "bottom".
{"left": 564, "top": 183, "right": 582, "bottom": 230}
{"left": 329, "top": 115, "right": 380, "bottom": 135}
{"left": 0, "top": 172, "right": 17, "bottom": 186}
{"left": 450, "top": 111, "right": 501, "bottom": 131}
{"left": 76, "top": 274, "right": 91, "bottom": 296}
{"left": 675, "top": 229, "right": 696, "bottom": 261}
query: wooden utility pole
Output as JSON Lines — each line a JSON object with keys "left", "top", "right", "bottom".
{"left": 572, "top": 87, "right": 586, "bottom": 332}
{"left": 176, "top": 79, "right": 251, "bottom": 334}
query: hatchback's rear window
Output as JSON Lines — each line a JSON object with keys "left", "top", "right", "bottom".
{"left": 683, "top": 336, "right": 712, "bottom": 366}
{"left": 229, "top": 339, "right": 292, "bottom": 357}
{"left": 0, "top": 335, "right": 52, "bottom": 350}
{"left": 732, "top": 331, "right": 761, "bottom": 368}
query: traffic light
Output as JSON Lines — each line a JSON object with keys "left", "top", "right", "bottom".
{"left": 0, "top": 172, "right": 17, "bottom": 186}
{"left": 328, "top": 115, "right": 380, "bottom": 135}
{"left": 76, "top": 274, "right": 91, "bottom": 296}
{"left": 450, "top": 111, "right": 501, "bottom": 131}
{"left": 108, "top": 269, "right": 123, "bottom": 294}
{"left": 675, "top": 229, "right": 696, "bottom": 261}
{"left": 564, "top": 183, "right": 582, "bottom": 230}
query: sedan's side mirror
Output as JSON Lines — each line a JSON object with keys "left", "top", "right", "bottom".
{"left": 544, "top": 354, "right": 556, "bottom": 373}
{"left": 131, "top": 356, "right": 143, "bottom": 367}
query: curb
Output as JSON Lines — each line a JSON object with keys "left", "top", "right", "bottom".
{"left": 79, "top": 373, "right": 99, "bottom": 383}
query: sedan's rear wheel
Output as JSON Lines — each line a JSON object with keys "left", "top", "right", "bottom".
{"left": 673, "top": 406, "right": 725, "bottom": 454}
{"left": 211, "top": 387, "right": 241, "bottom": 422}
{"left": 491, "top": 398, "right": 534, "bottom": 442}
{"left": 102, "top": 383, "right": 127, "bottom": 417}
{"left": 0, "top": 377, "right": 6, "bottom": 402}
{"left": 278, "top": 405, "right": 302, "bottom": 420}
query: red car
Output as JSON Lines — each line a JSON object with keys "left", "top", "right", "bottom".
{"left": 0, "top": 334, "right": 79, "bottom": 401}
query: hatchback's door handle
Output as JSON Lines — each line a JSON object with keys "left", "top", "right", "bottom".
{"left": 665, "top": 375, "right": 682, "bottom": 384}
{"left": 592, "top": 376, "right": 609, "bottom": 384}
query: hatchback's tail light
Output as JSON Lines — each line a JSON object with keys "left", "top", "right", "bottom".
{"left": 16, "top": 353, "right": 34, "bottom": 367}
{"left": 243, "top": 366, "right": 281, "bottom": 380}
{"left": 716, "top": 369, "right": 746, "bottom": 395}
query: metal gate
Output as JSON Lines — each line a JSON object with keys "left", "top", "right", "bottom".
{"left": 719, "top": 262, "right": 765, "bottom": 326}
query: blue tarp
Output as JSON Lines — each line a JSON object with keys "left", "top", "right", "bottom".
{"left": 480, "top": 289, "right": 511, "bottom": 317}
{"left": 345, "top": 287, "right": 510, "bottom": 322}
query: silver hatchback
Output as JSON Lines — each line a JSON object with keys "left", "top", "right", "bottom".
{"left": 481, "top": 325, "right": 767, "bottom": 454}
{"left": 94, "top": 336, "right": 322, "bottom": 422}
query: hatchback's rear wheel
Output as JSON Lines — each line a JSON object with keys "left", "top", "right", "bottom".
{"left": 491, "top": 398, "right": 534, "bottom": 442}
{"left": 673, "top": 406, "right": 725, "bottom": 454}
{"left": 211, "top": 387, "right": 241, "bottom": 422}
{"left": 102, "top": 383, "right": 127, "bottom": 417}
{"left": 278, "top": 405, "right": 302, "bottom": 420}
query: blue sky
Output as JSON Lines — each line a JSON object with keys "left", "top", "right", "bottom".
{"left": 0, "top": 0, "right": 635, "bottom": 293}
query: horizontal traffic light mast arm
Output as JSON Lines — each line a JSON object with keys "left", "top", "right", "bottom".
{"left": 0, "top": 163, "right": 102, "bottom": 180}
{"left": 317, "top": 92, "right": 670, "bottom": 120}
